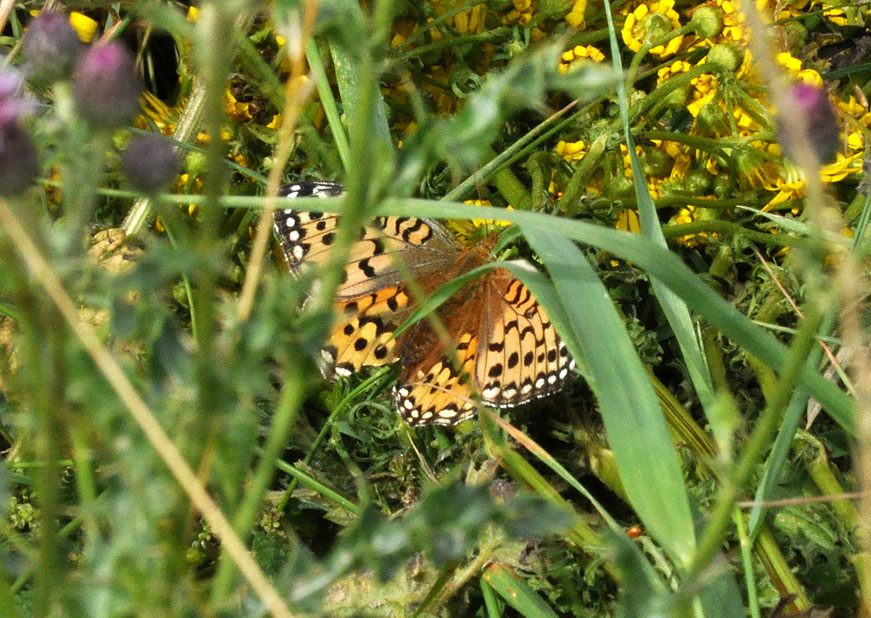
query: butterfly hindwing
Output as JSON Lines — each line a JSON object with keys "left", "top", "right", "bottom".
{"left": 322, "top": 286, "right": 412, "bottom": 378}
{"left": 390, "top": 268, "right": 575, "bottom": 426}
{"left": 476, "top": 272, "right": 574, "bottom": 406}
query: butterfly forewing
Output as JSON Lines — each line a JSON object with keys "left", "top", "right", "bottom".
{"left": 275, "top": 186, "right": 460, "bottom": 300}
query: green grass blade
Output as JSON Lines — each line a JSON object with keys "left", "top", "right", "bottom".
{"left": 482, "top": 563, "right": 559, "bottom": 618}
{"left": 603, "top": 0, "right": 715, "bottom": 413}
{"left": 372, "top": 198, "right": 855, "bottom": 433}
{"left": 522, "top": 227, "right": 696, "bottom": 568}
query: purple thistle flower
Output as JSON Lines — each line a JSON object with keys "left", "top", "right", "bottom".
{"left": 72, "top": 42, "right": 142, "bottom": 130}
{"left": 121, "top": 134, "right": 180, "bottom": 194}
{"left": 21, "top": 12, "right": 84, "bottom": 85}
{"left": 778, "top": 82, "right": 840, "bottom": 164}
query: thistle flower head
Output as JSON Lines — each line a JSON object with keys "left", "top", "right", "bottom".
{"left": 21, "top": 12, "right": 84, "bottom": 85}
{"left": 72, "top": 42, "right": 142, "bottom": 130}
{"left": 121, "top": 134, "right": 180, "bottom": 194}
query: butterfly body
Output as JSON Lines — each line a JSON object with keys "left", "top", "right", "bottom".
{"left": 274, "top": 182, "right": 574, "bottom": 426}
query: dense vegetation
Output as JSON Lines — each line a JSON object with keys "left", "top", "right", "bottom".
{"left": 0, "top": 0, "right": 868, "bottom": 616}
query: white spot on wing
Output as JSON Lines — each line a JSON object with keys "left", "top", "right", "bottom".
{"left": 482, "top": 386, "right": 500, "bottom": 399}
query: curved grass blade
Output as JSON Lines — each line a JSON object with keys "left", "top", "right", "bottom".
{"left": 603, "top": 0, "right": 715, "bottom": 413}
{"left": 481, "top": 563, "right": 559, "bottom": 618}
{"left": 521, "top": 226, "right": 696, "bottom": 568}
{"left": 374, "top": 198, "right": 855, "bottom": 434}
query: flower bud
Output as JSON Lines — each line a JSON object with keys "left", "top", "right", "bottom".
{"left": 121, "top": 134, "right": 180, "bottom": 194}
{"left": 21, "top": 13, "right": 84, "bottom": 85}
{"left": 712, "top": 171, "right": 733, "bottom": 199}
{"left": 0, "top": 68, "right": 23, "bottom": 101}
{"left": 0, "top": 70, "right": 37, "bottom": 127}
{"left": 707, "top": 43, "right": 743, "bottom": 73}
{"left": 640, "top": 13, "right": 674, "bottom": 46}
{"left": 73, "top": 42, "right": 142, "bottom": 129}
{"left": 662, "top": 84, "right": 689, "bottom": 109}
{"left": 778, "top": 83, "right": 840, "bottom": 164}
{"left": 0, "top": 120, "right": 39, "bottom": 196}
{"left": 684, "top": 167, "right": 713, "bottom": 195}
{"left": 694, "top": 100, "right": 729, "bottom": 136}
{"left": 690, "top": 6, "right": 724, "bottom": 39}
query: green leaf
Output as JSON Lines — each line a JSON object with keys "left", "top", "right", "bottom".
{"left": 373, "top": 197, "right": 855, "bottom": 435}
{"left": 482, "top": 563, "right": 560, "bottom": 618}
{"left": 521, "top": 227, "right": 696, "bottom": 568}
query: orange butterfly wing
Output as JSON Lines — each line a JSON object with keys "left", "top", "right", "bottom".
{"left": 393, "top": 268, "right": 575, "bottom": 426}
{"left": 274, "top": 184, "right": 459, "bottom": 378}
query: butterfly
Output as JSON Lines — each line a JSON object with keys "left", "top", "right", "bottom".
{"left": 273, "top": 181, "right": 575, "bottom": 426}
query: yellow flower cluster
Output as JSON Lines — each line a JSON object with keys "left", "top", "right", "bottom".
{"left": 559, "top": 45, "right": 606, "bottom": 73}
{"left": 621, "top": 0, "right": 684, "bottom": 57}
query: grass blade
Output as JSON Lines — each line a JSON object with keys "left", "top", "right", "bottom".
{"left": 522, "top": 227, "right": 696, "bottom": 568}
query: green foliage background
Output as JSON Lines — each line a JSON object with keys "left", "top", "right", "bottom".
{"left": 0, "top": 0, "right": 868, "bottom": 616}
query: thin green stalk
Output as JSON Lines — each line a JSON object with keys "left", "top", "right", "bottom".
{"left": 69, "top": 427, "right": 99, "bottom": 553}
{"left": 276, "top": 366, "right": 392, "bottom": 512}
{"left": 557, "top": 133, "right": 608, "bottom": 214}
{"left": 480, "top": 577, "right": 502, "bottom": 618}
{"left": 735, "top": 509, "right": 761, "bottom": 618}
{"left": 306, "top": 37, "right": 350, "bottom": 172}
{"left": 272, "top": 457, "right": 361, "bottom": 515}
{"left": 161, "top": 221, "right": 199, "bottom": 342}
{"left": 661, "top": 220, "right": 806, "bottom": 247}
{"left": 689, "top": 303, "right": 826, "bottom": 577}
{"left": 400, "top": 29, "right": 509, "bottom": 60}
{"left": 798, "top": 430, "right": 861, "bottom": 535}
{"left": 443, "top": 99, "right": 581, "bottom": 203}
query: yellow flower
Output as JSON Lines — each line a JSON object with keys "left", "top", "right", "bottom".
{"left": 559, "top": 45, "right": 606, "bottom": 73}
{"left": 710, "top": 0, "right": 746, "bottom": 41}
{"left": 611, "top": 209, "right": 641, "bottom": 265}
{"left": 669, "top": 204, "right": 719, "bottom": 246}
{"left": 504, "top": 0, "right": 535, "bottom": 25}
{"left": 453, "top": 3, "right": 486, "bottom": 33}
{"left": 822, "top": 6, "right": 848, "bottom": 25}
{"left": 615, "top": 208, "right": 641, "bottom": 233}
{"left": 622, "top": 0, "right": 684, "bottom": 57}
{"left": 837, "top": 96, "right": 871, "bottom": 127}
{"left": 566, "top": 0, "right": 588, "bottom": 28}
{"left": 762, "top": 153, "right": 863, "bottom": 210}
{"left": 448, "top": 201, "right": 513, "bottom": 242}
{"left": 820, "top": 152, "right": 863, "bottom": 183}
{"left": 69, "top": 12, "right": 98, "bottom": 43}
{"left": 686, "top": 89, "right": 715, "bottom": 117}
{"left": 656, "top": 59, "right": 692, "bottom": 84}
{"left": 776, "top": 52, "right": 802, "bottom": 73}
{"left": 555, "top": 139, "right": 588, "bottom": 161}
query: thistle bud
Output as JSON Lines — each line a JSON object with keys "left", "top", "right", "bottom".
{"left": 121, "top": 134, "right": 180, "bottom": 194}
{"left": 0, "top": 119, "right": 39, "bottom": 196}
{"left": 72, "top": 42, "right": 142, "bottom": 129}
{"left": 21, "top": 13, "right": 84, "bottom": 85}
{"left": 778, "top": 83, "right": 840, "bottom": 164}
{"left": 0, "top": 68, "right": 23, "bottom": 101}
